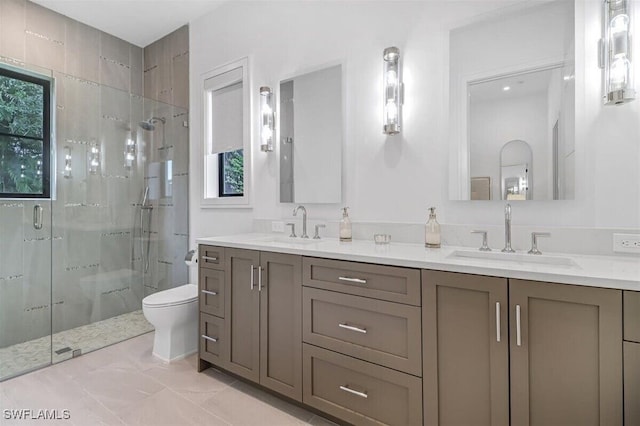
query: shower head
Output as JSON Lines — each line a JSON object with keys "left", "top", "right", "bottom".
{"left": 138, "top": 116, "right": 166, "bottom": 131}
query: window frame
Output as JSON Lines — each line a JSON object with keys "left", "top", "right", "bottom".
{"left": 0, "top": 65, "right": 52, "bottom": 199}
{"left": 200, "top": 57, "right": 252, "bottom": 208}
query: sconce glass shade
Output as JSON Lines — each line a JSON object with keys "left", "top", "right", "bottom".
{"left": 601, "top": 0, "right": 635, "bottom": 104}
{"left": 383, "top": 46, "right": 402, "bottom": 135}
{"left": 125, "top": 138, "right": 136, "bottom": 169}
{"left": 89, "top": 145, "right": 100, "bottom": 175}
{"left": 260, "top": 86, "right": 275, "bottom": 152}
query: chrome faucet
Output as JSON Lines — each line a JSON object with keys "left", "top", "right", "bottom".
{"left": 293, "top": 205, "right": 308, "bottom": 238}
{"left": 502, "top": 204, "right": 515, "bottom": 253}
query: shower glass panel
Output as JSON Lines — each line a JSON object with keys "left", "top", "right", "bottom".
{"left": 0, "top": 200, "right": 53, "bottom": 380}
{"left": 0, "top": 61, "right": 189, "bottom": 380}
{"left": 0, "top": 61, "right": 54, "bottom": 380}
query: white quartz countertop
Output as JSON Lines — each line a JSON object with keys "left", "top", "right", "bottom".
{"left": 196, "top": 233, "right": 640, "bottom": 291}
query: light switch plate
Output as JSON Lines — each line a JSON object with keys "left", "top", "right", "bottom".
{"left": 271, "top": 221, "right": 285, "bottom": 232}
{"left": 613, "top": 233, "right": 640, "bottom": 253}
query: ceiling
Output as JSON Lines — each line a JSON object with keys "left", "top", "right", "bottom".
{"left": 31, "top": 0, "right": 227, "bottom": 47}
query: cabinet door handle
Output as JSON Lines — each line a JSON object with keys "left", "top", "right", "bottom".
{"left": 33, "top": 205, "right": 43, "bottom": 230}
{"left": 516, "top": 304, "right": 522, "bottom": 347}
{"left": 202, "top": 255, "right": 218, "bottom": 262}
{"left": 201, "top": 290, "right": 218, "bottom": 296}
{"left": 339, "top": 385, "right": 368, "bottom": 399}
{"left": 258, "top": 266, "right": 263, "bottom": 291}
{"left": 338, "top": 323, "right": 367, "bottom": 334}
{"left": 250, "top": 265, "right": 255, "bottom": 290}
{"left": 201, "top": 335, "right": 218, "bottom": 343}
{"left": 496, "top": 302, "right": 501, "bottom": 343}
{"left": 338, "top": 276, "right": 367, "bottom": 284}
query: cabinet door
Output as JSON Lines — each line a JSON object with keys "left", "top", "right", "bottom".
{"left": 624, "top": 342, "right": 640, "bottom": 426}
{"left": 225, "top": 248, "right": 260, "bottom": 382}
{"left": 422, "top": 271, "right": 509, "bottom": 426}
{"left": 259, "top": 252, "right": 302, "bottom": 401}
{"left": 509, "top": 280, "right": 622, "bottom": 426}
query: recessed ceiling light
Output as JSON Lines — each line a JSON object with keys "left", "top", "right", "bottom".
{"left": 503, "top": 86, "right": 511, "bottom": 91}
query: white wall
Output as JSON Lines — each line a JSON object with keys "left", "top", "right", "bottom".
{"left": 189, "top": 1, "right": 640, "bottom": 254}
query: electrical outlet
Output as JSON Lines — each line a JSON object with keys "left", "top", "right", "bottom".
{"left": 613, "top": 233, "right": 640, "bottom": 253}
{"left": 271, "top": 221, "right": 285, "bottom": 233}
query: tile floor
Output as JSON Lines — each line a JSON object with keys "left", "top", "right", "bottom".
{"left": 0, "top": 310, "right": 153, "bottom": 380}
{"left": 0, "top": 333, "right": 335, "bottom": 426}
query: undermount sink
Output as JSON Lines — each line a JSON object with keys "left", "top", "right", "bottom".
{"left": 447, "top": 250, "right": 577, "bottom": 267}
{"left": 254, "top": 236, "right": 319, "bottom": 245}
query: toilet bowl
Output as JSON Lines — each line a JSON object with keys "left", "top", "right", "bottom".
{"left": 142, "top": 284, "right": 198, "bottom": 362}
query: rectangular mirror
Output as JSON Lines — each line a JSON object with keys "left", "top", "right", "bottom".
{"left": 449, "top": 0, "right": 575, "bottom": 201}
{"left": 279, "top": 64, "right": 342, "bottom": 203}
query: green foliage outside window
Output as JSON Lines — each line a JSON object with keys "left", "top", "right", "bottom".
{"left": 0, "top": 70, "right": 47, "bottom": 196}
{"left": 221, "top": 149, "right": 244, "bottom": 196}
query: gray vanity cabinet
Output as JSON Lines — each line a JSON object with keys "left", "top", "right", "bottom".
{"left": 423, "top": 271, "right": 623, "bottom": 426}
{"left": 422, "top": 270, "right": 509, "bottom": 426}
{"left": 509, "top": 279, "right": 622, "bottom": 426}
{"left": 224, "top": 248, "right": 303, "bottom": 401}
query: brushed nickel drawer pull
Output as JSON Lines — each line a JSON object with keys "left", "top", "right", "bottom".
{"left": 258, "top": 266, "right": 263, "bottom": 291}
{"left": 202, "top": 255, "right": 218, "bottom": 262}
{"left": 338, "top": 276, "right": 367, "bottom": 284}
{"left": 339, "top": 385, "right": 368, "bottom": 399}
{"left": 516, "top": 304, "right": 522, "bottom": 347}
{"left": 201, "top": 335, "right": 218, "bottom": 343}
{"left": 250, "top": 265, "right": 255, "bottom": 290}
{"left": 496, "top": 302, "right": 501, "bottom": 343}
{"left": 339, "top": 323, "right": 367, "bottom": 334}
{"left": 201, "top": 290, "right": 218, "bottom": 296}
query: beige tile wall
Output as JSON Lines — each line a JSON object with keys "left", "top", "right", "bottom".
{"left": 144, "top": 25, "right": 189, "bottom": 109}
{"left": 0, "top": 0, "right": 142, "bottom": 95}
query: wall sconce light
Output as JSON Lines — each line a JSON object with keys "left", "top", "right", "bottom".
{"left": 260, "top": 86, "right": 275, "bottom": 152}
{"left": 383, "top": 46, "right": 403, "bottom": 135}
{"left": 600, "top": 0, "right": 635, "bottom": 105}
{"left": 125, "top": 138, "right": 136, "bottom": 169}
{"left": 64, "top": 146, "right": 72, "bottom": 179}
{"left": 89, "top": 145, "right": 100, "bottom": 175}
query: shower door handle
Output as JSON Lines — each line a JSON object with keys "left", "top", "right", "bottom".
{"left": 33, "top": 205, "right": 43, "bottom": 230}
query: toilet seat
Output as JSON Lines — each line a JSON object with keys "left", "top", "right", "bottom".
{"left": 142, "top": 284, "right": 197, "bottom": 308}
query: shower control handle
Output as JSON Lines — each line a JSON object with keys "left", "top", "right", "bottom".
{"left": 33, "top": 205, "right": 43, "bottom": 230}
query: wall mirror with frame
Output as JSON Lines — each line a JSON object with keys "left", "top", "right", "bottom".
{"left": 449, "top": 0, "right": 575, "bottom": 201}
{"left": 279, "top": 64, "right": 343, "bottom": 204}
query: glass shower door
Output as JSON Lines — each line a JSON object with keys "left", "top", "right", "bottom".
{"left": 0, "top": 200, "right": 52, "bottom": 380}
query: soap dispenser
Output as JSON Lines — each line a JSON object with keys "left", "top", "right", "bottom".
{"left": 340, "top": 207, "right": 352, "bottom": 242}
{"left": 425, "top": 207, "right": 441, "bottom": 248}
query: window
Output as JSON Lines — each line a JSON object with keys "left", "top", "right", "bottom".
{"left": 218, "top": 149, "right": 243, "bottom": 197}
{"left": 0, "top": 66, "right": 51, "bottom": 198}
{"left": 202, "top": 58, "right": 250, "bottom": 207}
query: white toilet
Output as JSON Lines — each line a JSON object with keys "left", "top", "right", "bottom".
{"left": 142, "top": 284, "right": 198, "bottom": 362}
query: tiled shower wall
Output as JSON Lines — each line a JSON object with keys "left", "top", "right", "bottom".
{"left": 0, "top": 1, "right": 189, "bottom": 348}
{"left": 142, "top": 26, "right": 190, "bottom": 297}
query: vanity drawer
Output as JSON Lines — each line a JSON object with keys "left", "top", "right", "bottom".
{"left": 624, "top": 291, "right": 640, "bottom": 343}
{"left": 199, "top": 313, "right": 225, "bottom": 367}
{"left": 303, "top": 257, "right": 421, "bottom": 305}
{"left": 303, "top": 287, "right": 422, "bottom": 376}
{"left": 303, "top": 344, "right": 423, "bottom": 426}
{"left": 199, "top": 268, "right": 225, "bottom": 318}
{"left": 199, "top": 245, "right": 225, "bottom": 270}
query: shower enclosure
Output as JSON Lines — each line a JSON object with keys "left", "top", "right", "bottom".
{"left": 0, "top": 60, "right": 189, "bottom": 381}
